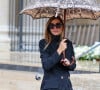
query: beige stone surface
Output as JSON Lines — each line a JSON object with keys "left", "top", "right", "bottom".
{"left": 0, "top": 69, "right": 100, "bottom": 90}
{"left": 0, "top": 69, "right": 41, "bottom": 90}
{"left": 71, "top": 74, "right": 100, "bottom": 90}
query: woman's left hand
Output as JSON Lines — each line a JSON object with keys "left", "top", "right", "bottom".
{"left": 61, "top": 58, "right": 70, "bottom": 66}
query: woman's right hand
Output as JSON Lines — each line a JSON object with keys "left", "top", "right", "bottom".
{"left": 57, "top": 39, "right": 67, "bottom": 55}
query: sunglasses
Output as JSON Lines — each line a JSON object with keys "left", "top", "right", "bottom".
{"left": 48, "top": 23, "right": 63, "bottom": 29}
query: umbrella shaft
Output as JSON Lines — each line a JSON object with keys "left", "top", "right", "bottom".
{"left": 64, "top": 9, "right": 66, "bottom": 38}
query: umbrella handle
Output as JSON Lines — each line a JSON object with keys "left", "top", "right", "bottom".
{"left": 63, "top": 51, "right": 65, "bottom": 59}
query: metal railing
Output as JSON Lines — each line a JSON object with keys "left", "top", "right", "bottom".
{"left": 76, "top": 42, "right": 100, "bottom": 72}
{"left": 76, "top": 42, "right": 100, "bottom": 59}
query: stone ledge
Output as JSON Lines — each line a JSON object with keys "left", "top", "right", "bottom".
{"left": 0, "top": 63, "right": 43, "bottom": 73}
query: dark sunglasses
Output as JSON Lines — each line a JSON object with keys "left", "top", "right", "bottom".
{"left": 48, "top": 23, "right": 63, "bottom": 29}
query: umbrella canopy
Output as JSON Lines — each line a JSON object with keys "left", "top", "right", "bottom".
{"left": 20, "top": 0, "right": 100, "bottom": 21}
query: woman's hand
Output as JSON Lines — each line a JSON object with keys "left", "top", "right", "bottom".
{"left": 57, "top": 39, "right": 67, "bottom": 55}
{"left": 61, "top": 56, "right": 75, "bottom": 66}
{"left": 61, "top": 58, "right": 70, "bottom": 66}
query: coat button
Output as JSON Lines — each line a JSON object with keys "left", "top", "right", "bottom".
{"left": 61, "top": 76, "right": 64, "bottom": 79}
{"left": 68, "top": 76, "right": 70, "bottom": 79}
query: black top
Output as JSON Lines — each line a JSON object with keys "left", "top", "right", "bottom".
{"left": 39, "top": 35, "right": 76, "bottom": 90}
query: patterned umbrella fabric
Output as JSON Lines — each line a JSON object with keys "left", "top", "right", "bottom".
{"left": 20, "top": 0, "right": 100, "bottom": 20}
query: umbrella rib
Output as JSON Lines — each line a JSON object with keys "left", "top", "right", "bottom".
{"left": 34, "top": 8, "right": 41, "bottom": 18}
{"left": 79, "top": 8, "right": 82, "bottom": 17}
{"left": 89, "top": 10, "right": 96, "bottom": 19}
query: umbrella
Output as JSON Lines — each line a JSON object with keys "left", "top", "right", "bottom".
{"left": 20, "top": 0, "right": 100, "bottom": 23}
{"left": 20, "top": 0, "right": 100, "bottom": 59}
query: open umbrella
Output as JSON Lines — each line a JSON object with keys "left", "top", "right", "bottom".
{"left": 20, "top": 0, "right": 100, "bottom": 59}
{"left": 20, "top": 0, "right": 100, "bottom": 23}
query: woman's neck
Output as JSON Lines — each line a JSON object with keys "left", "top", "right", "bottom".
{"left": 51, "top": 35, "right": 61, "bottom": 42}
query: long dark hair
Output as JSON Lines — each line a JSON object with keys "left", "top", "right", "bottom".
{"left": 44, "top": 16, "right": 65, "bottom": 48}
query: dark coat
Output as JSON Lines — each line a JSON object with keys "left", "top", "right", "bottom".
{"left": 39, "top": 38, "right": 76, "bottom": 90}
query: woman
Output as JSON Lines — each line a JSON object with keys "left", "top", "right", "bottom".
{"left": 39, "top": 16, "right": 76, "bottom": 90}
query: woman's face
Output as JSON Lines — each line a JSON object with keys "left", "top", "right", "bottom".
{"left": 49, "top": 19, "right": 63, "bottom": 36}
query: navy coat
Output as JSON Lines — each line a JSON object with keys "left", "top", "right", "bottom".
{"left": 39, "top": 37, "right": 76, "bottom": 90}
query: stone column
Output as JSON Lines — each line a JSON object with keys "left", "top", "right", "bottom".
{"left": 0, "top": 0, "right": 10, "bottom": 62}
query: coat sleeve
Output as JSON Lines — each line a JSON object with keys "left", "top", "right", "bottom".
{"left": 39, "top": 39, "right": 61, "bottom": 71}
{"left": 65, "top": 41, "right": 76, "bottom": 71}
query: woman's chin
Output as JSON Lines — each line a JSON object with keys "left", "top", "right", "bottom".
{"left": 52, "top": 33, "right": 61, "bottom": 36}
